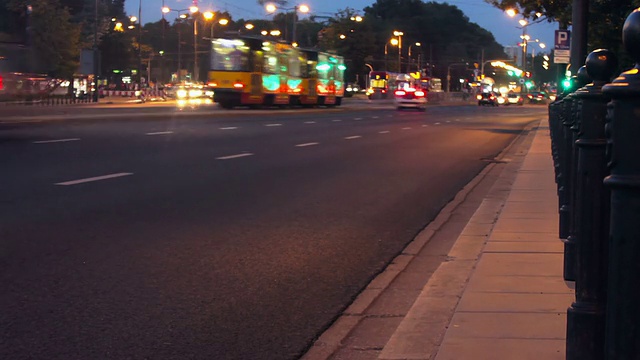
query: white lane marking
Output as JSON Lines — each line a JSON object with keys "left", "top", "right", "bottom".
{"left": 295, "top": 142, "right": 319, "bottom": 147}
{"left": 455, "top": 119, "right": 461, "bottom": 122}
{"left": 435, "top": 122, "right": 441, "bottom": 125}
{"left": 387, "top": 115, "right": 393, "bottom": 118}
{"left": 372, "top": 116, "right": 379, "bottom": 119}
{"left": 344, "top": 135, "right": 362, "bottom": 140}
{"left": 354, "top": 117, "right": 363, "bottom": 120}
{"left": 145, "top": 131, "right": 173, "bottom": 136}
{"left": 56, "top": 172, "right": 133, "bottom": 186}
{"left": 422, "top": 124, "right": 429, "bottom": 127}
{"left": 402, "top": 127, "right": 412, "bottom": 130}
{"left": 220, "top": 127, "right": 238, "bottom": 130}
{"left": 265, "top": 123, "right": 283, "bottom": 127}
{"left": 332, "top": 119, "right": 342, "bottom": 122}
{"left": 379, "top": 130, "right": 390, "bottom": 134}
{"left": 34, "top": 138, "right": 80, "bottom": 144}
{"left": 216, "top": 153, "right": 254, "bottom": 160}
{"left": 446, "top": 120, "right": 451, "bottom": 123}
{"left": 304, "top": 121, "right": 316, "bottom": 124}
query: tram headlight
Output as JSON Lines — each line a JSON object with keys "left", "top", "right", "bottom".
{"left": 188, "top": 89, "right": 203, "bottom": 98}
{"left": 177, "top": 89, "right": 188, "bottom": 98}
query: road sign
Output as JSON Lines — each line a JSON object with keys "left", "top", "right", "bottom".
{"left": 519, "top": 78, "right": 525, "bottom": 84}
{"left": 555, "top": 30, "right": 571, "bottom": 50}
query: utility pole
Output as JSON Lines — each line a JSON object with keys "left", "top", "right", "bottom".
{"left": 570, "top": 0, "right": 588, "bottom": 73}
{"left": 93, "top": 0, "right": 99, "bottom": 102}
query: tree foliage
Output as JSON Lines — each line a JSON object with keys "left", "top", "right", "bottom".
{"left": 485, "top": 0, "right": 640, "bottom": 66}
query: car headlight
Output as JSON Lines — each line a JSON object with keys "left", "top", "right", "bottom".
{"left": 189, "top": 89, "right": 203, "bottom": 98}
{"left": 177, "top": 89, "right": 188, "bottom": 98}
{"left": 205, "top": 90, "right": 214, "bottom": 97}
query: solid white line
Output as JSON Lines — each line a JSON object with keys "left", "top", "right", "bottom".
{"left": 34, "top": 138, "right": 80, "bottom": 144}
{"left": 304, "top": 121, "right": 316, "bottom": 124}
{"left": 332, "top": 119, "right": 342, "bottom": 122}
{"left": 216, "top": 153, "right": 254, "bottom": 160}
{"left": 265, "top": 123, "right": 283, "bottom": 127}
{"left": 344, "top": 135, "right": 362, "bottom": 140}
{"left": 145, "top": 131, "right": 173, "bottom": 135}
{"left": 55, "top": 172, "right": 133, "bottom": 186}
{"left": 220, "top": 127, "right": 238, "bottom": 130}
{"left": 379, "top": 130, "right": 390, "bottom": 134}
{"left": 295, "top": 142, "right": 319, "bottom": 147}
{"left": 402, "top": 127, "right": 412, "bottom": 130}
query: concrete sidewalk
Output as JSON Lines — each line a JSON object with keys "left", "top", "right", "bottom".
{"left": 303, "top": 118, "right": 573, "bottom": 359}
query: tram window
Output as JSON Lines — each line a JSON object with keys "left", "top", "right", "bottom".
{"left": 263, "top": 54, "right": 278, "bottom": 74}
{"left": 211, "top": 40, "right": 250, "bottom": 71}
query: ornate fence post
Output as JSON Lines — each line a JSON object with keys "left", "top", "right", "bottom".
{"left": 566, "top": 49, "right": 618, "bottom": 360}
{"left": 602, "top": 8, "right": 640, "bottom": 359}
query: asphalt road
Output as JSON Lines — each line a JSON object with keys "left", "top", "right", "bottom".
{"left": 0, "top": 104, "right": 546, "bottom": 359}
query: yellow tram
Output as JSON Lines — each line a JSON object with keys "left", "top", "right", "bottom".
{"left": 207, "top": 37, "right": 345, "bottom": 109}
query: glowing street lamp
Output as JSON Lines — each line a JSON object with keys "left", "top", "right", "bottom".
{"left": 245, "top": 23, "right": 255, "bottom": 30}
{"left": 265, "top": 3, "right": 310, "bottom": 43}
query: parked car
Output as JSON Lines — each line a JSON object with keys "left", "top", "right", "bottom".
{"left": 394, "top": 82, "right": 427, "bottom": 111}
{"left": 477, "top": 92, "right": 500, "bottom": 106}
{"left": 527, "top": 91, "right": 548, "bottom": 104}
{"left": 505, "top": 93, "right": 524, "bottom": 106}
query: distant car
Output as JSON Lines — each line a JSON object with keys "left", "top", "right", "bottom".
{"left": 394, "top": 84, "right": 427, "bottom": 111}
{"left": 477, "top": 92, "right": 499, "bottom": 106}
{"left": 527, "top": 92, "right": 548, "bottom": 104}
{"left": 505, "top": 93, "right": 524, "bottom": 106}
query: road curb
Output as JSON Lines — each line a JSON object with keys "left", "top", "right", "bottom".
{"left": 301, "top": 118, "right": 543, "bottom": 360}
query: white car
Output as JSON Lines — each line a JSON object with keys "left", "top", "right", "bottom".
{"left": 394, "top": 86, "right": 427, "bottom": 111}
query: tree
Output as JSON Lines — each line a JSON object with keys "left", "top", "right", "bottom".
{"left": 7, "top": 0, "right": 81, "bottom": 78}
{"left": 485, "top": 0, "right": 640, "bottom": 67}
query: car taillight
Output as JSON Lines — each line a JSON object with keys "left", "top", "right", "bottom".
{"left": 382, "top": 90, "right": 386, "bottom": 93}
{"left": 528, "top": 94, "right": 533, "bottom": 98}
{"left": 415, "top": 90, "right": 425, "bottom": 97}
{"left": 0, "top": 74, "right": 3, "bottom": 90}
{"left": 395, "top": 90, "right": 406, "bottom": 96}
{"left": 208, "top": 82, "right": 218, "bottom": 87}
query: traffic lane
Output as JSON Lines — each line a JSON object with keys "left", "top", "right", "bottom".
{"left": 1, "top": 120, "right": 532, "bottom": 359}
{"left": 0, "top": 107, "right": 540, "bottom": 222}
{"left": 0, "top": 105, "right": 517, "bottom": 205}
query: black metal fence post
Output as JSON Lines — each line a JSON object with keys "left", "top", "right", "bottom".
{"left": 602, "top": 8, "right": 640, "bottom": 359}
{"left": 566, "top": 49, "right": 618, "bottom": 360}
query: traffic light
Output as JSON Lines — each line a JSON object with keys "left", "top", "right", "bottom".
{"left": 525, "top": 81, "right": 533, "bottom": 89}
{"left": 507, "top": 70, "right": 514, "bottom": 76}
{"left": 524, "top": 71, "right": 531, "bottom": 78}
{"left": 562, "top": 79, "right": 572, "bottom": 90}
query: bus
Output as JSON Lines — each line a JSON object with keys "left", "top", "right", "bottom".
{"left": 366, "top": 71, "right": 407, "bottom": 99}
{"left": 208, "top": 36, "right": 345, "bottom": 109}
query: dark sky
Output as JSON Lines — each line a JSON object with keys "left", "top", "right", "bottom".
{"left": 126, "top": 0, "right": 558, "bottom": 50}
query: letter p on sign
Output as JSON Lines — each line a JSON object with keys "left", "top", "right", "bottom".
{"left": 555, "top": 30, "right": 571, "bottom": 50}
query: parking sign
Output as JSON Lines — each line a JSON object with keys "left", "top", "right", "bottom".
{"left": 555, "top": 30, "right": 571, "bottom": 50}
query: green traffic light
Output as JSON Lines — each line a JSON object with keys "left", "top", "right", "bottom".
{"left": 562, "top": 79, "right": 572, "bottom": 89}
{"left": 507, "top": 70, "right": 514, "bottom": 76}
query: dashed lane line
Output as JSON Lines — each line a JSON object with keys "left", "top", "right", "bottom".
{"left": 304, "top": 121, "right": 316, "bottom": 124}
{"left": 265, "top": 123, "right": 283, "bottom": 127}
{"left": 216, "top": 153, "right": 254, "bottom": 160}
{"left": 435, "top": 122, "right": 441, "bottom": 125}
{"left": 145, "top": 131, "right": 173, "bottom": 135}
{"left": 33, "top": 138, "right": 80, "bottom": 144}
{"left": 379, "top": 131, "right": 390, "bottom": 134}
{"left": 55, "top": 172, "right": 133, "bottom": 186}
{"left": 220, "top": 127, "right": 238, "bottom": 130}
{"left": 354, "top": 117, "right": 363, "bottom": 120}
{"left": 402, "top": 127, "right": 412, "bottom": 130}
{"left": 344, "top": 135, "right": 362, "bottom": 140}
{"left": 332, "top": 119, "right": 342, "bottom": 122}
{"left": 372, "top": 116, "right": 379, "bottom": 119}
{"left": 295, "top": 142, "right": 320, "bottom": 147}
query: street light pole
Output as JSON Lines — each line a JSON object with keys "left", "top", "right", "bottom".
{"left": 393, "top": 31, "right": 403, "bottom": 73}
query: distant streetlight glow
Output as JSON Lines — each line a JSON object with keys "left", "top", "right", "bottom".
{"left": 506, "top": 8, "right": 516, "bottom": 17}
{"left": 245, "top": 23, "right": 254, "bottom": 30}
{"left": 265, "top": 3, "right": 277, "bottom": 13}
{"left": 339, "top": 34, "right": 346, "bottom": 39}
{"left": 390, "top": 38, "right": 399, "bottom": 46}
{"left": 219, "top": 19, "right": 229, "bottom": 25}
{"left": 189, "top": 6, "right": 199, "bottom": 13}
{"left": 298, "top": 4, "right": 310, "bottom": 13}
{"left": 203, "top": 11, "right": 214, "bottom": 20}
{"left": 519, "top": 19, "right": 528, "bottom": 27}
